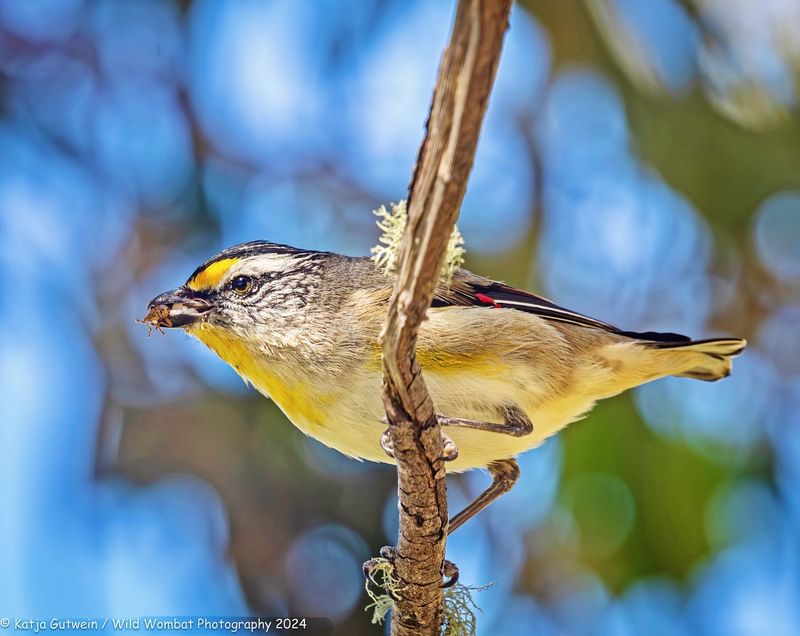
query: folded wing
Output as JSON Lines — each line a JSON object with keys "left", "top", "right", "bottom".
{"left": 434, "top": 271, "right": 692, "bottom": 344}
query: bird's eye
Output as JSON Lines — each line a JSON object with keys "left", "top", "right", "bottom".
{"left": 231, "top": 275, "right": 253, "bottom": 295}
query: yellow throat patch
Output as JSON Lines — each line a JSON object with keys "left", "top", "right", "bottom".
{"left": 188, "top": 322, "right": 329, "bottom": 429}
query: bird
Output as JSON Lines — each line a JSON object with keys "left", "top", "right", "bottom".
{"left": 144, "top": 240, "right": 746, "bottom": 532}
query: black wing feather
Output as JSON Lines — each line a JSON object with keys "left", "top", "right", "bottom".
{"left": 433, "top": 275, "right": 691, "bottom": 344}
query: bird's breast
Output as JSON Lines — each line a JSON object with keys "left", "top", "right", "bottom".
{"left": 188, "top": 322, "right": 332, "bottom": 428}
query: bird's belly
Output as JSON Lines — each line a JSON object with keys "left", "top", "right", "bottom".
{"left": 276, "top": 368, "right": 598, "bottom": 472}
{"left": 191, "top": 322, "right": 594, "bottom": 469}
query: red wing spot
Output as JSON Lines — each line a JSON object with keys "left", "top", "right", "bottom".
{"left": 475, "top": 293, "right": 501, "bottom": 308}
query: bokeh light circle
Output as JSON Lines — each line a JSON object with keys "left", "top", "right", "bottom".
{"left": 759, "top": 305, "right": 800, "bottom": 376}
{"left": 753, "top": 191, "right": 800, "bottom": 281}
{"left": 284, "top": 524, "right": 366, "bottom": 621}
{"left": 564, "top": 472, "right": 637, "bottom": 559}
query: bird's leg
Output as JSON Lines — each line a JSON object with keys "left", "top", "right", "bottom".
{"left": 380, "top": 404, "right": 531, "bottom": 461}
{"left": 439, "top": 405, "right": 530, "bottom": 533}
{"left": 381, "top": 404, "right": 531, "bottom": 529}
{"left": 374, "top": 406, "right": 530, "bottom": 585}
{"left": 437, "top": 403, "right": 533, "bottom": 437}
{"left": 448, "top": 458, "right": 520, "bottom": 533}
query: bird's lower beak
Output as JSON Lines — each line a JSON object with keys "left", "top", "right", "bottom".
{"left": 143, "top": 287, "right": 214, "bottom": 329}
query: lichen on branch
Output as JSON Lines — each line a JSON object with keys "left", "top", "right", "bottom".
{"left": 371, "top": 200, "right": 466, "bottom": 284}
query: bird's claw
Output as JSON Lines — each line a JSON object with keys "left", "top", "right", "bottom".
{"left": 380, "top": 428, "right": 458, "bottom": 462}
{"left": 380, "top": 545, "right": 396, "bottom": 560}
{"left": 362, "top": 557, "right": 380, "bottom": 581}
{"left": 380, "top": 428, "right": 395, "bottom": 459}
{"left": 363, "top": 546, "right": 401, "bottom": 601}
{"left": 441, "top": 559, "right": 459, "bottom": 588}
{"left": 440, "top": 432, "right": 459, "bottom": 462}
{"left": 364, "top": 546, "right": 458, "bottom": 591}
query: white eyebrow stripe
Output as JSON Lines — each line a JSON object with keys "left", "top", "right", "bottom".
{"left": 220, "top": 253, "right": 306, "bottom": 283}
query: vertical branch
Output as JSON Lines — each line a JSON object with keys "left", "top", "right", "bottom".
{"left": 379, "top": 1, "right": 512, "bottom": 634}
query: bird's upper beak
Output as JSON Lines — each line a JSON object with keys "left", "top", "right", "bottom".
{"left": 143, "top": 287, "right": 214, "bottom": 329}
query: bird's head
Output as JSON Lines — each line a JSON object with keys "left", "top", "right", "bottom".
{"left": 144, "top": 241, "right": 328, "bottom": 355}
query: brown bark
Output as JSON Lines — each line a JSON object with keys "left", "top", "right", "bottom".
{"left": 379, "top": 1, "right": 512, "bottom": 634}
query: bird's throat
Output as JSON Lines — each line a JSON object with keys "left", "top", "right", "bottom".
{"left": 187, "top": 322, "right": 330, "bottom": 430}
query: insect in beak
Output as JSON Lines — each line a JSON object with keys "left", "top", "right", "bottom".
{"left": 140, "top": 287, "right": 214, "bottom": 334}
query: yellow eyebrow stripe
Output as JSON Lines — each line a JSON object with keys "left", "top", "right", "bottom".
{"left": 187, "top": 258, "right": 239, "bottom": 291}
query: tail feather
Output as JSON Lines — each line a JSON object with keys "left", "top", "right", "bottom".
{"left": 650, "top": 337, "right": 747, "bottom": 382}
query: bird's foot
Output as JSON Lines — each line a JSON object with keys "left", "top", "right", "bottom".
{"left": 380, "top": 426, "right": 458, "bottom": 462}
{"left": 441, "top": 559, "right": 460, "bottom": 588}
{"left": 440, "top": 432, "right": 459, "bottom": 462}
{"left": 379, "top": 427, "right": 395, "bottom": 458}
{"left": 363, "top": 546, "right": 458, "bottom": 590}
{"left": 363, "top": 546, "right": 402, "bottom": 601}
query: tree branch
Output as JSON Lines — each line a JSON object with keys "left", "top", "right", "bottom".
{"left": 379, "top": 1, "right": 512, "bottom": 633}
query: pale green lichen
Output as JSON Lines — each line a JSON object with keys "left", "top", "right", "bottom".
{"left": 363, "top": 555, "right": 491, "bottom": 636}
{"left": 442, "top": 222, "right": 466, "bottom": 284}
{"left": 364, "top": 557, "right": 401, "bottom": 625}
{"left": 441, "top": 583, "right": 493, "bottom": 636}
{"left": 370, "top": 200, "right": 466, "bottom": 284}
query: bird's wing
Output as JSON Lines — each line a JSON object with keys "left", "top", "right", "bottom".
{"left": 433, "top": 271, "right": 691, "bottom": 344}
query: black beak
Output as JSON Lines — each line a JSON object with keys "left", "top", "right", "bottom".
{"left": 145, "top": 287, "right": 214, "bottom": 328}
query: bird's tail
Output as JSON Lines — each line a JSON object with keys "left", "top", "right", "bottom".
{"left": 650, "top": 338, "right": 747, "bottom": 381}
